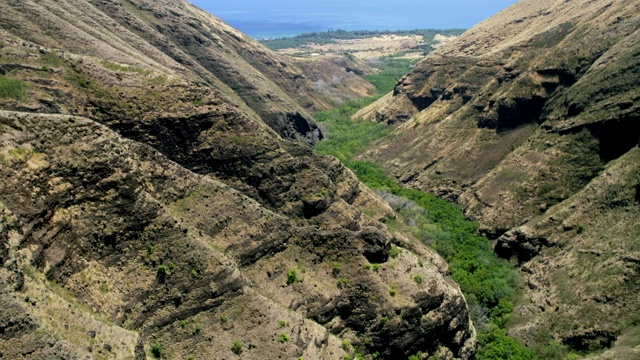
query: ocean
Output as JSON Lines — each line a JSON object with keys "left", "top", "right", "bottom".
{"left": 190, "top": 0, "right": 518, "bottom": 39}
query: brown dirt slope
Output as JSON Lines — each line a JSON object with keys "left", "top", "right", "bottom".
{"left": 0, "top": 0, "right": 474, "bottom": 359}
{"left": 357, "top": 0, "right": 640, "bottom": 355}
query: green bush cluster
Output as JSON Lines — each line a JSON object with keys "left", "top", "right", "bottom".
{"left": 337, "top": 278, "right": 350, "bottom": 288}
{"left": 477, "top": 328, "right": 535, "bottom": 360}
{"left": 341, "top": 339, "right": 352, "bottom": 352}
{"left": 313, "top": 99, "right": 390, "bottom": 165}
{"left": 364, "top": 56, "right": 416, "bottom": 93}
{"left": 231, "top": 340, "right": 244, "bottom": 355}
{"left": 286, "top": 269, "right": 300, "bottom": 285}
{"left": 150, "top": 343, "right": 163, "bottom": 358}
{"left": 389, "top": 245, "right": 400, "bottom": 258}
{"left": 157, "top": 265, "right": 168, "bottom": 283}
{"left": 332, "top": 261, "right": 342, "bottom": 275}
{"left": 279, "top": 333, "right": 289, "bottom": 343}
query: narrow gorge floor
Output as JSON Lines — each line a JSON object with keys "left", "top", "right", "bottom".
{"left": 311, "top": 94, "right": 585, "bottom": 360}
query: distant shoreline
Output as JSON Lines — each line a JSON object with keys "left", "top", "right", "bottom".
{"left": 221, "top": 19, "right": 467, "bottom": 41}
{"left": 257, "top": 28, "right": 466, "bottom": 55}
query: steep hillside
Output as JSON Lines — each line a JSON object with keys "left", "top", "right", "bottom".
{"left": 0, "top": 0, "right": 373, "bottom": 142}
{"left": 357, "top": 0, "right": 640, "bottom": 355}
{"left": 0, "top": 0, "right": 475, "bottom": 359}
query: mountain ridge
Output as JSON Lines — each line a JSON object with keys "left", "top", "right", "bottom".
{"left": 356, "top": 0, "right": 640, "bottom": 355}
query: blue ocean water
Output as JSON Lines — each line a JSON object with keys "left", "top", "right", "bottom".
{"left": 190, "top": 0, "right": 518, "bottom": 39}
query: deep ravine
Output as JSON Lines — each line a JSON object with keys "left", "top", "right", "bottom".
{"left": 311, "top": 88, "right": 580, "bottom": 359}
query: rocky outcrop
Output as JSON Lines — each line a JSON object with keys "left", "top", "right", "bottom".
{"left": 0, "top": 0, "right": 475, "bottom": 358}
{"left": 356, "top": 0, "right": 640, "bottom": 354}
{"left": 0, "top": 109, "right": 475, "bottom": 358}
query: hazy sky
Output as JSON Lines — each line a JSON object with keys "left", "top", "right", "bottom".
{"left": 189, "top": 0, "right": 519, "bottom": 37}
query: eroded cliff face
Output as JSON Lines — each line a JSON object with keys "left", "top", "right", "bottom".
{"left": 0, "top": 0, "right": 475, "bottom": 358}
{"left": 357, "top": 0, "right": 640, "bottom": 355}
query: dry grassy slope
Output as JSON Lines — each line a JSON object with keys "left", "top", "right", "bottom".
{"left": 0, "top": 110, "right": 347, "bottom": 359}
{"left": 357, "top": 0, "right": 640, "bottom": 353}
{"left": 0, "top": 110, "right": 475, "bottom": 359}
{"left": 0, "top": 0, "right": 476, "bottom": 358}
{"left": 0, "top": 0, "right": 372, "bottom": 142}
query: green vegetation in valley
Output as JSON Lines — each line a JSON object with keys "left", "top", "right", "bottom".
{"left": 364, "top": 56, "right": 416, "bottom": 93}
{"left": 311, "top": 63, "right": 558, "bottom": 359}
{"left": 313, "top": 55, "right": 416, "bottom": 160}
{"left": 260, "top": 28, "right": 465, "bottom": 54}
{"left": 313, "top": 98, "right": 390, "bottom": 163}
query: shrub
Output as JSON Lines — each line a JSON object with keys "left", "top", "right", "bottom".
{"left": 150, "top": 343, "right": 162, "bottom": 358}
{"left": 373, "top": 264, "right": 381, "bottom": 272}
{"left": 66, "top": 71, "right": 90, "bottom": 88}
{"left": 389, "top": 245, "right": 400, "bottom": 258}
{"left": 337, "top": 278, "right": 350, "bottom": 288}
{"left": 231, "top": 340, "right": 244, "bottom": 355}
{"left": 194, "top": 323, "right": 201, "bottom": 335}
{"left": 279, "top": 333, "right": 289, "bottom": 343}
{"left": 40, "top": 52, "right": 63, "bottom": 66}
{"left": 363, "top": 263, "right": 371, "bottom": 270}
{"left": 220, "top": 314, "right": 228, "bottom": 323}
{"left": 287, "top": 269, "right": 299, "bottom": 285}
{"left": 476, "top": 328, "right": 535, "bottom": 360}
{"left": 180, "top": 320, "right": 187, "bottom": 329}
{"left": 341, "top": 339, "right": 352, "bottom": 352}
{"left": 157, "top": 265, "right": 168, "bottom": 283}
{"left": 413, "top": 275, "right": 423, "bottom": 284}
{"left": 332, "top": 262, "right": 342, "bottom": 276}
{"left": 389, "top": 288, "right": 397, "bottom": 297}
{"left": 278, "top": 320, "right": 288, "bottom": 328}
{"left": 0, "top": 76, "right": 26, "bottom": 99}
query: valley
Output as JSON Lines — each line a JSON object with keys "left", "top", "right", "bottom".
{"left": 327, "top": 0, "right": 640, "bottom": 358}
